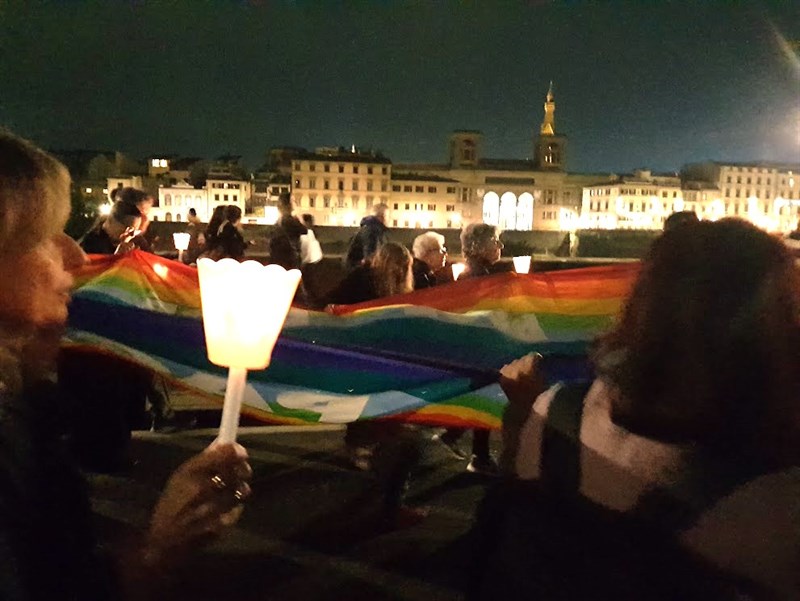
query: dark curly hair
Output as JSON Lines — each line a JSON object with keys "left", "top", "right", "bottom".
{"left": 593, "top": 218, "right": 800, "bottom": 467}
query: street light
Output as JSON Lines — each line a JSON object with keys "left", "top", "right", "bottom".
{"left": 197, "top": 258, "right": 302, "bottom": 443}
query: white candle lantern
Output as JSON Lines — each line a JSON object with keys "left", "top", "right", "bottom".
{"left": 197, "top": 258, "right": 301, "bottom": 443}
{"left": 173, "top": 232, "right": 191, "bottom": 263}
{"left": 513, "top": 255, "right": 532, "bottom": 274}
{"left": 452, "top": 262, "right": 466, "bottom": 281}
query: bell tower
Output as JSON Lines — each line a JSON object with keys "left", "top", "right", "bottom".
{"left": 449, "top": 130, "right": 483, "bottom": 169}
{"left": 534, "top": 82, "right": 567, "bottom": 171}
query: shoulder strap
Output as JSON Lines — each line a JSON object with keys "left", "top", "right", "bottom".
{"left": 540, "top": 382, "right": 591, "bottom": 498}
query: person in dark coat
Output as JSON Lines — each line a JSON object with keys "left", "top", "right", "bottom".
{"left": 205, "top": 205, "right": 247, "bottom": 260}
{"left": 432, "top": 223, "right": 504, "bottom": 475}
{"left": 80, "top": 199, "right": 143, "bottom": 255}
{"left": 326, "top": 243, "right": 426, "bottom": 528}
{"left": 344, "top": 203, "right": 389, "bottom": 270}
{"left": 411, "top": 231, "right": 448, "bottom": 289}
{"left": 269, "top": 192, "right": 307, "bottom": 269}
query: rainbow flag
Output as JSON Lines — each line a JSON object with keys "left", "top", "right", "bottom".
{"left": 66, "top": 251, "right": 638, "bottom": 429}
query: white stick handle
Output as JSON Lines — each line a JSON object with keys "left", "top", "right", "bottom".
{"left": 178, "top": 249, "right": 184, "bottom": 263}
{"left": 218, "top": 366, "right": 248, "bottom": 444}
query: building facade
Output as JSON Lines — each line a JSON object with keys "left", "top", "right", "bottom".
{"left": 391, "top": 86, "right": 614, "bottom": 232}
{"left": 580, "top": 170, "right": 685, "bottom": 230}
{"left": 290, "top": 147, "right": 392, "bottom": 226}
{"left": 99, "top": 86, "right": 798, "bottom": 235}
{"left": 682, "top": 161, "right": 800, "bottom": 232}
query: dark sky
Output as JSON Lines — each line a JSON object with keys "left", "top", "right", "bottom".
{"left": 1, "top": 1, "right": 798, "bottom": 173}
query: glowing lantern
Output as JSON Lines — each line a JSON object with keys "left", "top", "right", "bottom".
{"left": 197, "top": 258, "right": 302, "bottom": 443}
{"left": 173, "top": 232, "right": 191, "bottom": 263}
{"left": 452, "top": 262, "right": 466, "bottom": 280}
{"left": 513, "top": 256, "right": 531, "bottom": 274}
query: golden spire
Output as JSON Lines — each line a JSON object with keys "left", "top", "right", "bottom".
{"left": 540, "top": 82, "right": 556, "bottom": 136}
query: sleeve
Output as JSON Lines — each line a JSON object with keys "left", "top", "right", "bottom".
{"left": 511, "top": 384, "right": 561, "bottom": 480}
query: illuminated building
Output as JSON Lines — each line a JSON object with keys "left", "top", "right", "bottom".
{"left": 392, "top": 85, "right": 613, "bottom": 232}
{"left": 580, "top": 170, "right": 686, "bottom": 230}
{"left": 682, "top": 161, "right": 800, "bottom": 232}
{"left": 290, "top": 147, "right": 392, "bottom": 226}
{"left": 390, "top": 173, "right": 462, "bottom": 229}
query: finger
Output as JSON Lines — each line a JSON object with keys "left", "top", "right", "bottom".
{"left": 219, "top": 504, "right": 245, "bottom": 528}
{"left": 233, "top": 461, "right": 253, "bottom": 482}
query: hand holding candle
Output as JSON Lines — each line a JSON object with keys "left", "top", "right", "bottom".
{"left": 197, "top": 258, "right": 301, "bottom": 443}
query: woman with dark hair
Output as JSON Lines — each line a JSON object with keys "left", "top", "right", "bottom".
{"left": 325, "top": 243, "right": 425, "bottom": 528}
{"left": 501, "top": 218, "right": 800, "bottom": 598}
{"left": 203, "top": 205, "right": 246, "bottom": 260}
{"left": 80, "top": 198, "right": 143, "bottom": 255}
{"left": 114, "top": 186, "right": 155, "bottom": 251}
{"left": 325, "top": 241, "right": 413, "bottom": 305}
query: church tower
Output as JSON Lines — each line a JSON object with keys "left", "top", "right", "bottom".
{"left": 534, "top": 82, "right": 567, "bottom": 171}
{"left": 449, "top": 130, "right": 483, "bottom": 169}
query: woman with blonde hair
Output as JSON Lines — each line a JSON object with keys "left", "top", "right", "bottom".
{"left": 0, "top": 129, "right": 252, "bottom": 599}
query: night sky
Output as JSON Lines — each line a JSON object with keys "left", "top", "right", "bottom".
{"left": 1, "top": 1, "right": 798, "bottom": 174}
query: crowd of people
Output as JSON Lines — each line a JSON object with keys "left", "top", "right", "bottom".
{"left": 2, "top": 125, "right": 798, "bottom": 598}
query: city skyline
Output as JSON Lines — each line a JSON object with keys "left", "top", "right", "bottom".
{"left": 1, "top": 1, "right": 798, "bottom": 174}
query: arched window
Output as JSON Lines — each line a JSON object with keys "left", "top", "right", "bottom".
{"left": 164, "top": 194, "right": 172, "bottom": 206}
{"left": 176, "top": 213, "right": 182, "bottom": 222}
{"left": 165, "top": 212, "right": 172, "bottom": 222}
{"left": 482, "top": 191, "right": 499, "bottom": 225}
{"left": 516, "top": 192, "right": 534, "bottom": 231}
{"left": 499, "top": 192, "right": 517, "bottom": 230}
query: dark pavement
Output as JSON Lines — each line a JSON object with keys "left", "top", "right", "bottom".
{"left": 89, "top": 423, "right": 498, "bottom": 601}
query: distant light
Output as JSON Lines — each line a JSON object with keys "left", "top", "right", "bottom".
{"left": 99, "top": 203, "right": 112, "bottom": 216}
{"left": 85, "top": 187, "right": 92, "bottom": 194}
{"left": 263, "top": 206, "right": 279, "bottom": 225}
{"left": 102, "top": 188, "right": 108, "bottom": 194}
{"left": 452, "top": 262, "right": 466, "bottom": 280}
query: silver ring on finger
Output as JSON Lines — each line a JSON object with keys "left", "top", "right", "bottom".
{"left": 210, "top": 474, "right": 227, "bottom": 490}
{"left": 233, "top": 488, "right": 245, "bottom": 502}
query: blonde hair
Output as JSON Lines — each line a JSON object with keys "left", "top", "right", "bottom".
{"left": 0, "top": 129, "right": 71, "bottom": 257}
{"left": 371, "top": 242, "right": 413, "bottom": 298}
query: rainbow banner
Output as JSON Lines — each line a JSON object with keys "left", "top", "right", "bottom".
{"left": 65, "top": 251, "right": 638, "bottom": 429}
